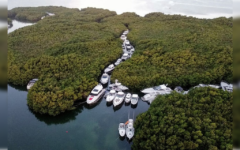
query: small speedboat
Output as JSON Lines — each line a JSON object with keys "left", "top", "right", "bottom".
{"left": 126, "top": 45, "right": 132, "bottom": 51}
{"left": 124, "top": 40, "right": 130, "bottom": 45}
{"left": 125, "top": 93, "right": 131, "bottom": 103}
{"left": 120, "top": 35, "right": 127, "bottom": 40}
{"left": 131, "top": 94, "right": 139, "bottom": 105}
{"left": 113, "top": 91, "right": 125, "bottom": 107}
{"left": 121, "top": 53, "right": 129, "bottom": 61}
{"left": 114, "top": 59, "right": 122, "bottom": 66}
{"left": 118, "top": 123, "right": 126, "bottom": 137}
{"left": 100, "top": 73, "right": 109, "bottom": 84}
{"left": 87, "top": 84, "right": 106, "bottom": 104}
{"left": 141, "top": 84, "right": 172, "bottom": 95}
{"left": 221, "top": 81, "right": 233, "bottom": 92}
{"left": 106, "top": 90, "right": 116, "bottom": 102}
{"left": 126, "top": 119, "right": 134, "bottom": 140}
{"left": 27, "top": 79, "right": 38, "bottom": 90}
{"left": 104, "top": 64, "right": 115, "bottom": 73}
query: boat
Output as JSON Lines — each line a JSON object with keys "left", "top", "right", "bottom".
{"left": 126, "top": 45, "right": 132, "bottom": 51}
{"left": 194, "top": 84, "right": 220, "bottom": 89}
{"left": 120, "top": 35, "right": 127, "bottom": 40}
{"left": 141, "top": 92, "right": 157, "bottom": 104}
{"left": 104, "top": 64, "right": 115, "bottom": 73}
{"left": 114, "top": 59, "right": 122, "bottom": 66}
{"left": 125, "top": 93, "right": 131, "bottom": 103}
{"left": 109, "top": 79, "right": 129, "bottom": 91}
{"left": 124, "top": 40, "right": 130, "bottom": 45}
{"left": 121, "top": 53, "right": 129, "bottom": 61}
{"left": 131, "top": 94, "right": 139, "bottom": 105}
{"left": 113, "top": 91, "right": 125, "bottom": 107}
{"left": 126, "top": 119, "right": 134, "bottom": 140}
{"left": 118, "top": 123, "right": 126, "bottom": 137}
{"left": 27, "top": 78, "right": 38, "bottom": 90}
{"left": 130, "top": 47, "right": 135, "bottom": 52}
{"left": 220, "top": 81, "right": 233, "bottom": 92}
{"left": 100, "top": 73, "right": 109, "bottom": 84}
{"left": 106, "top": 90, "right": 116, "bottom": 102}
{"left": 87, "top": 84, "right": 106, "bottom": 104}
{"left": 122, "top": 30, "right": 129, "bottom": 35}
{"left": 141, "top": 84, "right": 172, "bottom": 95}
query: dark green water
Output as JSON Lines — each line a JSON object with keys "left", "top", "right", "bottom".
{"left": 8, "top": 84, "right": 150, "bottom": 150}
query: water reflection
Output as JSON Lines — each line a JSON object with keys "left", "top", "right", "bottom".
{"left": 8, "top": 83, "right": 28, "bottom": 92}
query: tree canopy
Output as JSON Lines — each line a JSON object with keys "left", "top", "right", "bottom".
{"left": 133, "top": 87, "right": 233, "bottom": 150}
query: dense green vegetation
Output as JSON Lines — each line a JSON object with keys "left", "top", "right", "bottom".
{"left": 111, "top": 13, "right": 232, "bottom": 90}
{"left": 7, "top": 18, "right": 12, "bottom": 26}
{"left": 133, "top": 87, "right": 233, "bottom": 150}
{"left": 8, "top": 6, "right": 126, "bottom": 115}
{"left": 8, "top": 7, "right": 233, "bottom": 117}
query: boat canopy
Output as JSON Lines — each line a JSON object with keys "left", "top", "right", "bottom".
{"left": 110, "top": 90, "right": 116, "bottom": 94}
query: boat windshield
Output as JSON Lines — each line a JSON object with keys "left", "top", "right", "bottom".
{"left": 102, "top": 75, "right": 108, "bottom": 78}
{"left": 117, "top": 94, "right": 124, "bottom": 98}
{"left": 153, "top": 86, "right": 164, "bottom": 90}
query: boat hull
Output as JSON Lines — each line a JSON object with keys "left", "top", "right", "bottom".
{"left": 87, "top": 89, "right": 106, "bottom": 104}
{"left": 113, "top": 98, "right": 124, "bottom": 107}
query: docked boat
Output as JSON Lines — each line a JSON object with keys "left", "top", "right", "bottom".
{"left": 120, "top": 35, "right": 127, "bottom": 40}
{"left": 126, "top": 119, "right": 134, "bottom": 140}
{"left": 109, "top": 80, "right": 129, "bottom": 91}
{"left": 141, "top": 84, "right": 172, "bottom": 95}
{"left": 113, "top": 91, "right": 125, "bottom": 107}
{"left": 124, "top": 40, "right": 130, "bottom": 45}
{"left": 118, "top": 123, "right": 126, "bottom": 137}
{"left": 130, "top": 47, "right": 135, "bottom": 52}
{"left": 126, "top": 45, "right": 132, "bottom": 51}
{"left": 87, "top": 84, "right": 106, "bottom": 104}
{"left": 141, "top": 92, "right": 157, "bottom": 104}
{"left": 122, "top": 30, "right": 129, "bottom": 35}
{"left": 106, "top": 90, "right": 116, "bottom": 102}
{"left": 194, "top": 84, "right": 220, "bottom": 89}
{"left": 174, "top": 86, "right": 189, "bottom": 95}
{"left": 121, "top": 53, "right": 129, "bottom": 61}
{"left": 100, "top": 73, "right": 109, "bottom": 84}
{"left": 114, "top": 59, "right": 122, "bottom": 66}
{"left": 125, "top": 93, "right": 131, "bottom": 103}
{"left": 27, "top": 78, "right": 38, "bottom": 90}
{"left": 221, "top": 81, "right": 233, "bottom": 92}
{"left": 104, "top": 64, "right": 115, "bottom": 73}
{"left": 131, "top": 94, "right": 139, "bottom": 105}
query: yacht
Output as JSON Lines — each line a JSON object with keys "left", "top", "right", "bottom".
{"left": 114, "top": 59, "right": 122, "bottom": 66}
{"left": 121, "top": 53, "right": 129, "bottom": 61}
{"left": 131, "top": 94, "right": 139, "bottom": 105}
{"left": 221, "top": 81, "right": 233, "bottom": 92}
{"left": 113, "top": 91, "right": 125, "bottom": 107}
{"left": 106, "top": 90, "right": 116, "bottom": 102}
{"left": 126, "top": 119, "right": 134, "bottom": 140}
{"left": 141, "top": 84, "right": 172, "bottom": 95}
{"left": 120, "top": 35, "right": 127, "bottom": 40}
{"left": 141, "top": 92, "right": 157, "bottom": 104}
{"left": 27, "top": 79, "right": 38, "bottom": 90}
{"left": 109, "top": 79, "right": 129, "bottom": 91}
{"left": 125, "top": 93, "right": 131, "bottom": 103}
{"left": 104, "top": 64, "right": 115, "bottom": 73}
{"left": 100, "top": 73, "right": 109, "bottom": 84}
{"left": 118, "top": 123, "right": 126, "bottom": 137}
{"left": 87, "top": 84, "right": 106, "bottom": 104}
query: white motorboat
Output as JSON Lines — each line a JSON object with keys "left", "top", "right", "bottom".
{"left": 121, "top": 53, "right": 129, "bottom": 61}
{"left": 120, "top": 35, "right": 127, "bottom": 40}
{"left": 125, "top": 93, "right": 131, "bottom": 103}
{"left": 131, "top": 94, "right": 139, "bottom": 105}
{"left": 104, "top": 64, "right": 115, "bottom": 73}
{"left": 87, "top": 84, "right": 106, "bottom": 104}
{"left": 118, "top": 123, "right": 126, "bottom": 137}
{"left": 141, "top": 84, "right": 172, "bottom": 95}
{"left": 141, "top": 92, "right": 157, "bottom": 104}
{"left": 194, "top": 84, "right": 220, "bottom": 89}
{"left": 122, "top": 30, "right": 129, "bottom": 35}
{"left": 221, "top": 81, "right": 233, "bottom": 92}
{"left": 124, "top": 40, "right": 130, "bottom": 45}
{"left": 113, "top": 91, "right": 125, "bottom": 107}
{"left": 109, "top": 80, "right": 129, "bottom": 91}
{"left": 130, "top": 47, "right": 135, "bottom": 52}
{"left": 174, "top": 86, "right": 189, "bottom": 95}
{"left": 114, "top": 59, "right": 122, "bottom": 66}
{"left": 100, "top": 73, "right": 109, "bottom": 84}
{"left": 126, "top": 45, "right": 132, "bottom": 51}
{"left": 126, "top": 119, "right": 134, "bottom": 140}
{"left": 106, "top": 90, "right": 116, "bottom": 102}
{"left": 27, "top": 78, "right": 39, "bottom": 90}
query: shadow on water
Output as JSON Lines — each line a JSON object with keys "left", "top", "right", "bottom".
{"left": 8, "top": 83, "right": 28, "bottom": 92}
{"left": 131, "top": 103, "right": 138, "bottom": 109}
{"left": 28, "top": 105, "right": 84, "bottom": 125}
{"left": 119, "top": 135, "right": 125, "bottom": 141}
{"left": 106, "top": 101, "right": 113, "bottom": 107}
